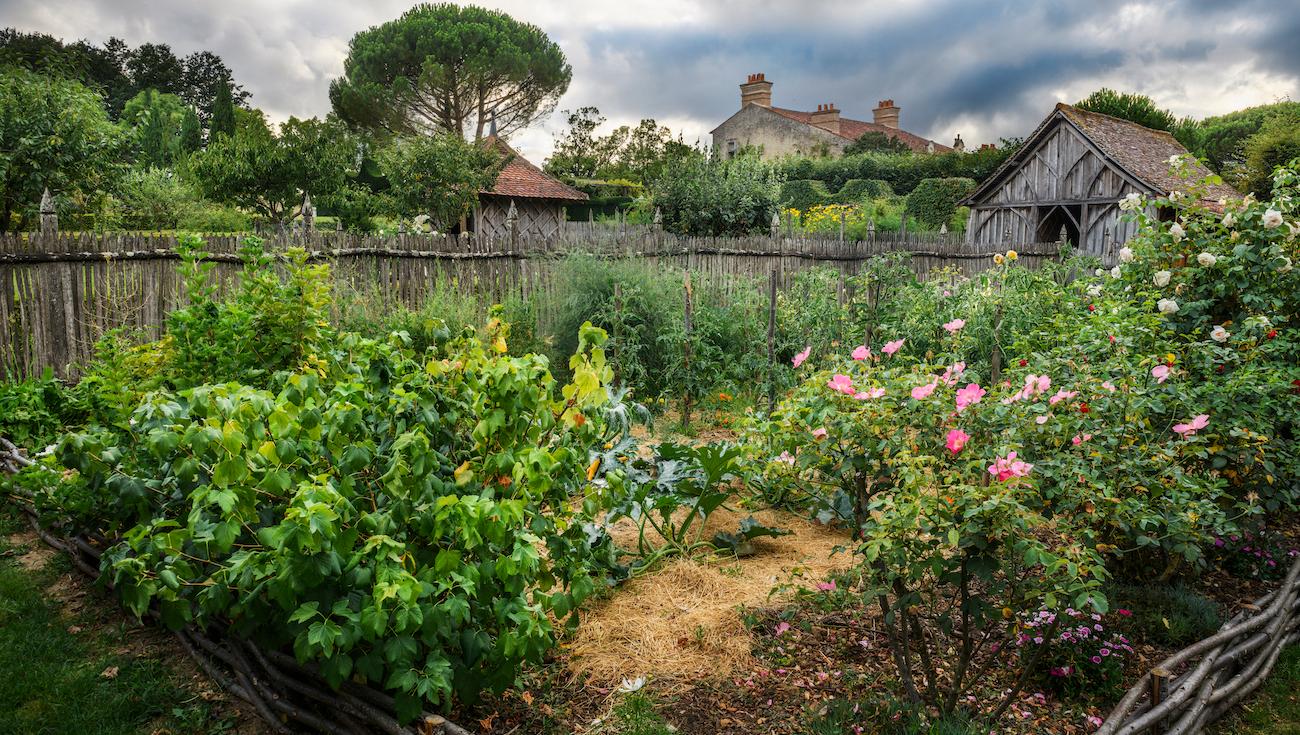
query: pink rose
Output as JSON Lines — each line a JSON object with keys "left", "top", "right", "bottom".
{"left": 955, "top": 383, "right": 985, "bottom": 411}
{"left": 827, "top": 373, "right": 855, "bottom": 395}
{"left": 851, "top": 345, "right": 871, "bottom": 360}
{"left": 911, "top": 381, "right": 938, "bottom": 400}
{"left": 882, "top": 339, "right": 905, "bottom": 356}
{"left": 942, "top": 318, "right": 966, "bottom": 333}
{"left": 1151, "top": 364, "right": 1170, "bottom": 384}
{"left": 1173, "top": 414, "right": 1209, "bottom": 437}
{"left": 811, "top": 427, "right": 828, "bottom": 439}
{"left": 946, "top": 428, "right": 970, "bottom": 454}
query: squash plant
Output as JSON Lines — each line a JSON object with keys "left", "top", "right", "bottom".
{"left": 36, "top": 315, "right": 618, "bottom": 718}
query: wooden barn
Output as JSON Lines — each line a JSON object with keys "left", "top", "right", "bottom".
{"left": 469, "top": 136, "right": 587, "bottom": 238}
{"left": 961, "top": 103, "right": 1239, "bottom": 260}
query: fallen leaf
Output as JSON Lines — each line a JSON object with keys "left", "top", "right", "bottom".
{"left": 100, "top": 665, "right": 120, "bottom": 679}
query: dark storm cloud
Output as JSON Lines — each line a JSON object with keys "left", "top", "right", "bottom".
{"left": 2, "top": 0, "right": 1298, "bottom": 154}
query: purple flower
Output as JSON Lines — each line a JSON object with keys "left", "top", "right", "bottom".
{"left": 1100, "top": 648, "right": 1111, "bottom": 656}
{"left": 1091, "top": 656, "right": 1102, "bottom": 664}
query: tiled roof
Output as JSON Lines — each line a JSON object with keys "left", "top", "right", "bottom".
{"left": 1055, "top": 104, "right": 1239, "bottom": 201}
{"left": 482, "top": 136, "right": 588, "bottom": 202}
{"left": 768, "top": 107, "right": 953, "bottom": 153}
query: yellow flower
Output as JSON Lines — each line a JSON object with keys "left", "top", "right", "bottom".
{"left": 1006, "top": 249, "right": 1018, "bottom": 261}
{"left": 993, "top": 253, "right": 1005, "bottom": 265}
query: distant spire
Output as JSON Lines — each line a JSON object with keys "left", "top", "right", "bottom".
{"left": 489, "top": 109, "right": 497, "bottom": 137}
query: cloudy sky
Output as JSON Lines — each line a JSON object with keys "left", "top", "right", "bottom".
{"left": 5, "top": 0, "right": 1299, "bottom": 161}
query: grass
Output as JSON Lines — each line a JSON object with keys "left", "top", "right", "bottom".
{"left": 1214, "top": 645, "right": 1300, "bottom": 734}
{"left": 0, "top": 511, "right": 233, "bottom": 735}
{"left": 594, "top": 693, "right": 675, "bottom": 735}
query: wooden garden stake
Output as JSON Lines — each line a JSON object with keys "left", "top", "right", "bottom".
{"left": 682, "top": 271, "right": 693, "bottom": 429}
{"left": 767, "top": 268, "right": 778, "bottom": 414}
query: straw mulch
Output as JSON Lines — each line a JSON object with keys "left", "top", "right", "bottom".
{"left": 566, "top": 507, "right": 854, "bottom": 687}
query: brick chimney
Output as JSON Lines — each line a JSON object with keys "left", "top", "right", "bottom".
{"left": 809, "top": 103, "right": 841, "bottom": 135}
{"left": 873, "top": 99, "right": 900, "bottom": 130}
{"left": 740, "top": 73, "right": 773, "bottom": 109}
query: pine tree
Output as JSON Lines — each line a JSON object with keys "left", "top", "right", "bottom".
{"left": 209, "top": 80, "right": 235, "bottom": 139}
{"left": 179, "top": 106, "right": 202, "bottom": 152}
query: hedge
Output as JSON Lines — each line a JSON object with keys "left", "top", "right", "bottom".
{"left": 905, "top": 177, "right": 977, "bottom": 229}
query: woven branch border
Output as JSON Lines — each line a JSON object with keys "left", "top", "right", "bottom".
{"left": 1098, "top": 554, "right": 1300, "bottom": 734}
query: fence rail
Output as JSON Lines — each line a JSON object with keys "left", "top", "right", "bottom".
{"left": 1099, "top": 554, "right": 1300, "bottom": 734}
{"left": 0, "top": 228, "right": 1064, "bottom": 381}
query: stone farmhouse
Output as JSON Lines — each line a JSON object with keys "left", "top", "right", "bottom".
{"left": 711, "top": 73, "right": 957, "bottom": 159}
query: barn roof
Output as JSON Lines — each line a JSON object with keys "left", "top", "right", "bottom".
{"left": 767, "top": 107, "right": 953, "bottom": 153}
{"left": 965, "top": 103, "right": 1239, "bottom": 205}
{"left": 482, "top": 136, "right": 588, "bottom": 202}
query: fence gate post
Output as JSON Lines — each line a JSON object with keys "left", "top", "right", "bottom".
{"left": 39, "top": 188, "right": 57, "bottom": 235}
{"left": 682, "top": 271, "right": 693, "bottom": 429}
{"left": 839, "top": 210, "right": 846, "bottom": 242}
{"left": 302, "top": 192, "right": 315, "bottom": 233}
{"left": 770, "top": 210, "right": 780, "bottom": 238}
{"left": 767, "top": 268, "right": 778, "bottom": 414}
{"left": 612, "top": 282, "right": 623, "bottom": 384}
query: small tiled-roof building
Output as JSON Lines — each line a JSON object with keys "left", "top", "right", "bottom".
{"left": 469, "top": 136, "right": 587, "bottom": 238}
{"left": 711, "top": 73, "right": 955, "bottom": 159}
{"left": 961, "top": 103, "right": 1240, "bottom": 260}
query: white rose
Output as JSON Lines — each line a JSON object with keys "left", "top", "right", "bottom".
{"left": 1279, "top": 256, "right": 1294, "bottom": 273}
{"left": 1211, "top": 325, "right": 1230, "bottom": 343}
{"left": 1169, "top": 190, "right": 1184, "bottom": 203}
{"left": 1118, "top": 247, "right": 1134, "bottom": 263}
{"left": 1263, "top": 209, "right": 1284, "bottom": 228}
{"left": 1157, "top": 298, "right": 1180, "bottom": 315}
{"left": 1153, "top": 270, "right": 1172, "bottom": 287}
{"left": 1094, "top": 268, "right": 1105, "bottom": 277}
{"left": 1197, "top": 252, "right": 1217, "bottom": 267}
{"left": 1169, "top": 223, "right": 1185, "bottom": 241}
{"left": 1110, "top": 265, "right": 1122, "bottom": 279}
{"left": 1222, "top": 212, "right": 1236, "bottom": 227}
{"left": 1167, "top": 154, "right": 1183, "bottom": 166}
{"left": 1087, "top": 283, "right": 1103, "bottom": 297}
{"left": 1119, "top": 192, "right": 1142, "bottom": 211}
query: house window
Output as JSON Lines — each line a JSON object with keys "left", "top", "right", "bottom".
{"left": 726, "top": 139, "right": 737, "bottom": 158}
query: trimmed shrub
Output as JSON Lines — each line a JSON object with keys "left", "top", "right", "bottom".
{"left": 905, "top": 177, "right": 976, "bottom": 229}
{"left": 1110, "top": 585, "right": 1221, "bottom": 647}
{"left": 834, "top": 178, "right": 893, "bottom": 204}
{"left": 780, "top": 179, "right": 833, "bottom": 212}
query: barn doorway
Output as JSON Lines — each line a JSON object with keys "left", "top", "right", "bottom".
{"left": 1036, "top": 204, "right": 1081, "bottom": 246}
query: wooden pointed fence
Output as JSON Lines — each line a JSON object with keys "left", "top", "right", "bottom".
{"left": 0, "top": 227, "right": 1064, "bottom": 381}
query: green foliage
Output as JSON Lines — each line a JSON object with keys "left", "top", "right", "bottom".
{"left": 0, "top": 369, "right": 66, "bottom": 449}
{"left": 373, "top": 134, "right": 501, "bottom": 229}
{"left": 330, "top": 3, "right": 571, "bottom": 139}
{"left": 19, "top": 242, "right": 621, "bottom": 713}
{"left": 905, "top": 177, "right": 976, "bottom": 229}
{"left": 208, "top": 80, "right": 235, "bottom": 139}
{"left": 779, "top": 179, "right": 833, "bottom": 211}
{"left": 652, "top": 150, "right": 783, "bottom": 236}
{"left": 191, "top": 115, "right": 357, "bottom": 223}
{"left": 835, "top": 178, "right": 894, "bottom": 203}
{"left": 544, "top": 106, "right": 691, "bottom": 184}
{"left": 119, "top": 88, "right": 189, "bottom": 167}
{"left": 1243, "top": 118, "right": 1300, "bottom": 197}
{"left": 110, "top": 167, "right": 199, "bottom": 230}
{"left": 178, "top": 105, "right": 202, "bottom": 154}
{"left": 775, "top": 144, "right": 1013, "bottom": 197}
{"left": 1076, "top": 88, "right": 1195, "bottom": 138}
{"left": 0, "top": 66, "right": 124, "bottom": 232}
{"left": 1110, "top": 584, "right": 1220, "bottom": 646}
{"left": 1188, "top": 102, "right": 1300, "bottom": 186}
{"left": 166, "top": 236, "right": 332, "bottom": 388}
{"left": 844, "top": 130, "right": 912, "bottom": 156}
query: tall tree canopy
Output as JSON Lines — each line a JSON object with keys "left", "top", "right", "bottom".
{"left": 0, "top": 28, "right": 247, "bottom": 120}
{"left": 374, "top": 134, "right": 501, "bottom": 229}
{"left": 190, "top": 115, "right": 357, "bottom": 224}
{"left": 0, "top": 67, "right": 123, "bottom": 231}
{"left": 1075, "top": 88, "right": 1200, "bottom": 149}
{"left": 330, "top": 4, "right": 571, "bottom": 140}
{"left": 544, "top": 106, "right": 690, "bottom": 183}
{"left": 120, "top": 88, "right": 189, "bottom": 167}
